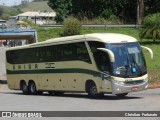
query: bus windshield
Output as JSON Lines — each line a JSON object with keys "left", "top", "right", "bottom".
{"left": 107, "top": 42, "right": 147, "bottom": 78}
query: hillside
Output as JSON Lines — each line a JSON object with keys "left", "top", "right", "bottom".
{"left": 20, "top": 1, "right": 53, "bottom": 12}
{"left": 0, "top": 5, "right": 22, "bottom": 20}
{"left": 0, "top": 5, "right": 15, "bottom": 12}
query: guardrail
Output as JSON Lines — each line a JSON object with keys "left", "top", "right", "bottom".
{"left": 40, "top": 24, "right": 141, "bottom": 28}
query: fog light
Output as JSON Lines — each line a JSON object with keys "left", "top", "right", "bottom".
{"left": 145, "top": 85, "right": 148, "bottom": 89}
{"left": 117, "top": 88, "right": 122, "bottom": 92}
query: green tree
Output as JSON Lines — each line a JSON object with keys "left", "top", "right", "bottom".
{"left": 0, "top": 7, "right": 3, "bottom": 17}
{"left": 145, "top": 0, "right": 160, "bottom": 15}
{"left": 48, "top": 0, "right": 72, "bottom": 23}
{"left": 71, "top": 0, "right": 137, "bottom": 23}
{"left": 62, "top": 17, "right": 82, "bottom": 36}
{"left": 47, "top": 0, "right": 160, "bottom": 23}
{"left": 140, "top": 13, "right": 160, "bottom": 42}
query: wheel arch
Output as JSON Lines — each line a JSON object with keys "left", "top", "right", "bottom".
{"left": 28, "top": 79, "right": 35, "bottom": 84}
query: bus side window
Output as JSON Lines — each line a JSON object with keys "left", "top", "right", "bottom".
{"left": 63, "top": 44, "right": 73, "bottom": 61}
{"left": 76, "top": 42, "right": 91, "bottom": 64}
{"left": 98, "top": 51, "right": 110, "bottom": 72}
{"left": 6, "top": 51, "right": 15, "bottom": 64}
{"left": 88, "top": 41, "right": 110, "bottom": 72}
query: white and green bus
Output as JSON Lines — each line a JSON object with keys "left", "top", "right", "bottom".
{"left": 6, "top": 33, "right": 153, "bottom": 98}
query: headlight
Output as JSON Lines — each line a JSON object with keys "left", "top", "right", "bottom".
{"left": 114, "top": 80, "right": 125, "bottom": 85}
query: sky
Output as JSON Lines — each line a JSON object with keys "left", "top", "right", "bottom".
{"left": 0, "top": 0, "right": 33, "bottom": 6}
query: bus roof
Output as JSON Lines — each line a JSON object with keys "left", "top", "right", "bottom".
{"left": 6, "top": 33, "right": 138, "bottom": 50}
{"left": 46, "top": 33, "right": 137, "bottom": 43}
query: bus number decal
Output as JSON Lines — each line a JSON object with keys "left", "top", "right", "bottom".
{"left": 12, "top": 64, "right": 39, "bottom": 70}
{"left": 45, "top": 63, "right": 55, "bottom": 68}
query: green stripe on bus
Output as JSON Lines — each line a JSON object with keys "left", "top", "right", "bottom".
{"left": 6, "top": 68, "right": 100, "bottom": 77}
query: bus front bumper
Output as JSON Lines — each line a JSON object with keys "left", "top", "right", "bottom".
{"left": 111, "top": 79, "right": 148, "bottom": 95}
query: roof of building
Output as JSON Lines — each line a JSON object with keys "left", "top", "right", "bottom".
{"left": 17, "top": 11, "right": 56, "bottom": 17}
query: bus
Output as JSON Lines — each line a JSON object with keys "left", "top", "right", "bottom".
{"left": 5, "top": 33, "right": 153, "bottom": 98}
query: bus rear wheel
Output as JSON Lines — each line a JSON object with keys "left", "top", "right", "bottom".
{"left": 21, "top": 82, "right": 28, "bottom": 95}
{"left": 28, "top": 81, "right": 37, "bottom": 95}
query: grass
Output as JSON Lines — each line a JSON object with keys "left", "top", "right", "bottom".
{"left": 37, "top": 28, "right": 62, "bottom": 42}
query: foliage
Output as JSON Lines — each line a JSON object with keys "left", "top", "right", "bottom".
{"left": 48, "top": 0, "right": 138, "bottom": 23}
{"left": 0, "top": 7, "right": 3, "bottom": 17}
{"left": 48, "top": 0, "right": 72, "bottom": 23}
{"left": 47, "top": 0, "right": 160, "bottom": 24}
{"left": 33, "top": 0, "right": 47, "bottom": 1}
{"left": 61, "top": 17, "right": 82, "bottom": 36}
{"left": 0, "top": 6, "right": 22, "bottom": 20}
{"left": 144, "top": 0, "right": 160, "bottom": 15}
{"left": 80, "top": 17, "right": 122, "bottom": 24}
{"left": 140, "top": 13, "right": 160, "bottom": 42}
{"left": 18, "top": 19, "right": 39, "bottom": 29}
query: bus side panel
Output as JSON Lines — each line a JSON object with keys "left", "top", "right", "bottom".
{"left": 101, "top": 79, "right": 112, "bottom": 93}
{"left": 7, "top": 75, "right": 19, "bottom": 90}
{"left": 7, "top": 74, "right": 39, "bottom": 90}
{"left": 38, "top": 73, "right": 69, "bottom": 91}
{"left": 68, "top": 73, "right": 85, "bottom": 91}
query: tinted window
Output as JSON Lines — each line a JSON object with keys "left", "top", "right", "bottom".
{"left": 88, "top": 41, "right": 110, "bottom": 72}
{"left": 6, "top": 42, "right": 91, "bottom": 64}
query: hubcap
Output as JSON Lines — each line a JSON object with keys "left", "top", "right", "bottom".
{"left": 23, "top": 85, "right": 27, "bottom": 91}
{"left": 31, "top": 84, "right": 35, "bottom": 93}
{"left": 91, "top": 86, "right": 97, "bottom": 95}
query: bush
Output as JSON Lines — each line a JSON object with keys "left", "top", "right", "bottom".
{"left": 140, "top": 13, "right": 160, "bottom": 42}
{"left": 62, "top": 17, "right": 82, "bottom": 36}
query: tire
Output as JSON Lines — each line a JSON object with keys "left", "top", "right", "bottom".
{"left": 28, "top": 81, "right": 37, "bottom": 95}
{"left": 116, "top": 93, "right": 128, "bottom": 97}
{"left": 21, "top": 82, "right": 28, "bottom": 95}
{"left": 87, "top": 82, "right": 101, "bottom": 98}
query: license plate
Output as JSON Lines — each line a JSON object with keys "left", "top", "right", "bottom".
{"left": 131, "top": 87, "right": 138, "bottom": 91}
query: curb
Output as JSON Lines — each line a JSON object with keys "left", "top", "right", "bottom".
{"left": 0, "top": 80, "right": 7, "bottom": 84}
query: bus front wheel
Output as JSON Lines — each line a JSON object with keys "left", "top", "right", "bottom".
{"left": 28, "top": 81, "right": 37, "bottom": 95}
{"left": 87, "top": 82, "right": 103, "bottom": 98}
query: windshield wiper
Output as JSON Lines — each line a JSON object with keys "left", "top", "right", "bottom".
{"left": 131, "top": 55, "right": 142, "bottom": 75}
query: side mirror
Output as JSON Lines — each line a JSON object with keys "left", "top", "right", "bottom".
{"left": 141, "top": 46, "right": 153, "bottom": 59}
{"left": 97, "top": 48, "right": 115, "bottom": 62}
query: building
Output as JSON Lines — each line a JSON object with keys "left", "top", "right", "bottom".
{"left": 17, "top": 11, "right": 56, "bottom": 25}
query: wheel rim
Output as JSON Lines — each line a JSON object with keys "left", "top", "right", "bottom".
{"left": 90, "top": 86, "right": 97, "bottom": 95}
{"left": 22, "top": 84, "right": 27, "bottom": 91}
{"left": 30, "top": 83, "right": 36, "bottom": 93}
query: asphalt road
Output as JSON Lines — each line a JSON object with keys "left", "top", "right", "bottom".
{"left": 0, "top": 84, "right": 160, "bottom": 120}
